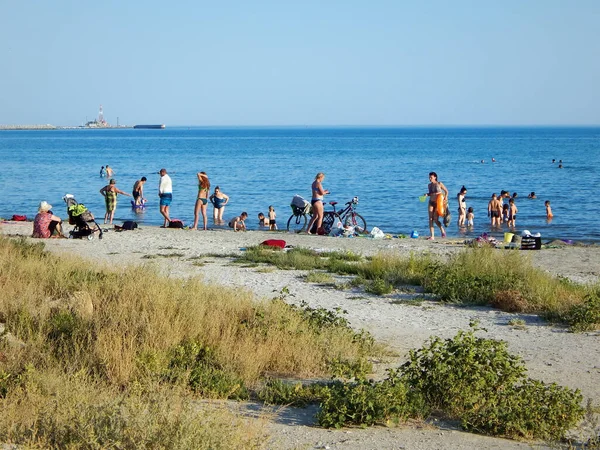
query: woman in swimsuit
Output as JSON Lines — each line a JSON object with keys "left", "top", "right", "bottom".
{"left": 424, "top": 172, "right": 448, "bottom": 240}
{"left": 209, "top": 186, "right": 229, "bottom": 224}
{"left": 99, "top": 179, "right": 131, "bottom": 224}
{"left": 192, "top": 172, "right": 210, "bottom": 230}
{"left": 457, "top": 186, "right": 467, "bottom": 227}
{"left": 306, "top": 172, "right": 329, "bottom": 235}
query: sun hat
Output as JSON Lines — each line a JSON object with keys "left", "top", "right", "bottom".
{"left": 38, "top": 201, "right": 52, "bottom": 212}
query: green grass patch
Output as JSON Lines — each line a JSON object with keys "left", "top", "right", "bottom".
{"left": 304, "top": 271, "right": 334, "bottom": 283}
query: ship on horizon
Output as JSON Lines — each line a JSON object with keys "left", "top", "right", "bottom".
{"left": 133, "top": 124, "right": 166, "bottom": 129}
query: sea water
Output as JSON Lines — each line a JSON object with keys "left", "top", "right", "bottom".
{"left": 1, "top": 127, "right": 599, "bottom": 242}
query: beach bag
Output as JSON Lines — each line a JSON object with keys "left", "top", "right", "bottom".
{"left": 168, "top": 219, "right": 184, "bottom": 229}
{"left": 370, "top": 227, "right": 385, "bottom": 239}
{"left": 443, "top": 209, "right": 452, "bottom": 227}
{"left": 260, "top": 239, "right": 286, "bottom": 249}
{"left": 122, "top": 220, "right": 138, "bottom": 230}
{"left": 520, "top": 236, "right": 542, "bottom": 250}
{"left": 11, "top": 215, "right": 27, "bottom": 221}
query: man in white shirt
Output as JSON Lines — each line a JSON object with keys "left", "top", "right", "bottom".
{"left": 158, "top": 168, "right": 173, "bottom": 227}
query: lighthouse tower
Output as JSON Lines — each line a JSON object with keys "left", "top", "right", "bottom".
{"left": 98, "top": 105, "right": 107, "bottom": 126}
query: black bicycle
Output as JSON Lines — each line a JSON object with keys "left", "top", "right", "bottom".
{"left": 286, "top": 203, "right": 310, "bottom": 233}
{"left": 287, "top": 196, "right": 367, "bottom": 234}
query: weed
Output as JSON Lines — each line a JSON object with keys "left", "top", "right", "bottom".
{"left": 257, "top": 378, "right": 328, "bottom": 407}
{"left": 142, "top": 252, "right": 185, "bottom": 259}
{"left": 563, "top": 290, "right": 600, "bottom": 332}
{"left": 507, "top": 318, "right": 526, "bottom": 329}
{"left": 304, "top": 271, "right": 334, "bottom": 283}
{"left": 364, "top": 278, "right": 394, "bottom": 295}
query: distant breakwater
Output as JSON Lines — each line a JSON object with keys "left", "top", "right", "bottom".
{"left": 0, "top": 124, "right": 57, "bottom": 130}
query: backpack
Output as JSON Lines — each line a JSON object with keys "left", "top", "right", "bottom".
{"left": 11, "top": 215, "right": 27, "bottom": 221}
{"left": 122, "top": 220, "right": 138, "bottom": 230}
{"left": 168, "top": 219, "right": 184, "bottom": 229}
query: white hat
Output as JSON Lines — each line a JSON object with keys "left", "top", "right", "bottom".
{"left": 38, "top": 201, "right": 52, "bottom": 212}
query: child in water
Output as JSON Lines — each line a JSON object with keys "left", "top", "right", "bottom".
{"left": 545, "top": 200, "right": 553, "bottom": 220}
{"left": 502, "top": 203, "right": 509, "bottom": 223}
{"left": 508, "top": 198, "right": 518, "bottom": 228}
{"left": 268, "top": 205, "right": 277, "bottom": 230}
{"left": 258, "top": 212, "right": 268, "bottom": 227}
{"left": 466, "top": 207, "right": 474, "bottom": 227}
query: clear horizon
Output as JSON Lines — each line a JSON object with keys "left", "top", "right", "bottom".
{"left": 1, "top": 1, "right": 599, "bottom": 126}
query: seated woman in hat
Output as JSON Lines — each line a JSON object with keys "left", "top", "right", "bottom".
{"left": 32, "top": 201, "right": 64, "bottom": 238}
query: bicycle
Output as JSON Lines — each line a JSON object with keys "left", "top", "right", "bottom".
{"left": 320, "top": 196, "right": 367, "bottom": 235}
{"left": 286, "top": 203, "right": 311, "bottom": 233}
{"left": 286, "top": 196, "right": 367, "bottom": 234}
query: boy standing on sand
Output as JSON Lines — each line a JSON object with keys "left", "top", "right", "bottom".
{"left": 158, "top": 169, "right": 172, "bottom": 227}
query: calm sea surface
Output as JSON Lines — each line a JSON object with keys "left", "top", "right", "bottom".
{"left": 1, "top": 127, "right": 599, "bottom": 242}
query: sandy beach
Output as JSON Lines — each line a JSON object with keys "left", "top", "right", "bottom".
{"left": 2, "top": 220, "right": 599, "bottom": 449}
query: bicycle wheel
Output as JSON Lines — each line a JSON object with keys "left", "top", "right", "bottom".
{"left": 287, "top": 213, "right": 307, "bottom": 233}
{"left": 350, "top": 213, "right": 367, "bottom": 233}
{"left": 320, "top": 212, "right": 340, "bottom": 235}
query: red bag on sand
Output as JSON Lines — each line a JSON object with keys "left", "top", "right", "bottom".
{"left": 260, "top": 239, "right": 286, "bottom": 249}
{"left": 11, "top": 215, "right": 27, "bottom": 221}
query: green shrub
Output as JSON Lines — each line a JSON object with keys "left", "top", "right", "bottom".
{"left": 304, "top": 271, "right": 334, "bottom": 283}
{"left": 257, "top": 378, "right": 328, "bottom": 407}
{"left": 461, "top": 379, "right": 584, "bottom": 440}
{"left": 166, "top": 341, "right": 248, "bottom": 400}
{"left": 364, "top": 278, "right": 394, "bottom": 295}
{"left": 316, "top": 370, "right": 427, "bottom": 428}
{"left": 401, "top": 323, "right": 584, "bottom": 440}
{"left": 401, "top": 323, "right": 526, "bottom": 415}
{"left": 564, "top": 291, "right": 600, "bottom": 332}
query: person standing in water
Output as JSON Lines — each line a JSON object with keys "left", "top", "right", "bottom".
{"left": 209, "top": 186, "right": 229, "bottom": 224}
{"left": 457, "top": 186, "right": 467, "bottom": 227}
{"left": 132, "top": 177, "right": 147, "bottom": 206}
{"left": 424, "top": 172, "right": 448, "bottom": 240}
{"left": 105, "top": 165, "right": 114, "bottom": 178}
{"left": 100, "top": 179, "right": 131, "bottom": 224}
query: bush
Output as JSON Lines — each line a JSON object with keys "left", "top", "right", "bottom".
{"left": 316, "top": 370, "right": 427, "bottom": 428}
{"left": 401, "top": 323, "right": 584, "bottom": 440}
{"left": 564, "top": 291, "right": 600, "bottom": 332}
{"left": 257, "top": 378, "right": 328, "bottom": 407}
{"left": 461, "top": 379, "right": 584, "bottom": 441}
{"left": 364, "top": 278, "right": 394, "bottom": 295}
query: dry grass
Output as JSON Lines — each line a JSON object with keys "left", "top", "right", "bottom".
{"left": 0, "top": 236, "right": 376, "bottom": 447}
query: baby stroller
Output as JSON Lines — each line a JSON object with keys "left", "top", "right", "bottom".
{"left": 63, "top": 194, "right": 103, "bottom": 240}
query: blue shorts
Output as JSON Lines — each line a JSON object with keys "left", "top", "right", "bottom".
{"left": 160, "top": 193, "right": 172, "bottom": 206}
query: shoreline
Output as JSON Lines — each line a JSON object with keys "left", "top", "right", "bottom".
{"left": 2, "top": 221, "right": 599, "bottom": 449}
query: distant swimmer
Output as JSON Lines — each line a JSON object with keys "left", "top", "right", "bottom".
{"left": 558, "top": 163, "right": 563, "bottom": 169}
{"left": 481, "top": 160, "right": 485, "bottom": 164}
{"left": 100, "top": 166, "right": 106, "bottom": 177}
{"left": 492, "top": 157, "right": 496, "bottom": 162}
{"left": 105, "top": 165, "right": 114, "bottom": 177}
{"left": 552, "top": 159, "right": 556, "bottom": 163}
{"left": 528, "top": 191, "right": 537, "bottom": 199}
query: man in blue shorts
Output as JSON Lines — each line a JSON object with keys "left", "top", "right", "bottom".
{"left": 158, "top": 168, "right": 172, "bottom": 227}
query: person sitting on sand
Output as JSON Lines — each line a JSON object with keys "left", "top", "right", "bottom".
{"left": 32, "top": 201, "right": 64, "bottom": 238}
{"left": 100, "top": 179, "right": 131, "bottom": 224}
{"left": 132, "top": 177, "right": 147, "bottom": 206}
{"left": 229, "top": 212, "right": 248, "bottom": 231}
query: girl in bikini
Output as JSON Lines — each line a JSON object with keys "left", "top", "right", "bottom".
{"left": 424, "top": 172, "right": 448, "bottom": 240}
{"left": 306, "top": 172, "right": 329, "bottom": 234}
{"left": 192, "top": 172, "right": 210, "bottom": 230}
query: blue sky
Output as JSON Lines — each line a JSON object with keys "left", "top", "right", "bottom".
{"left": 1, "top": 0, "right": 599, "bottom": 126}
